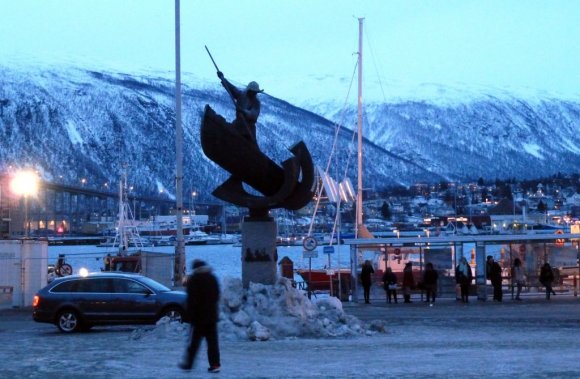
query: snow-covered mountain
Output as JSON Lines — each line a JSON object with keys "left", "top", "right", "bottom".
{"left": 0, "top": 64, "right": 578, "bottom": 200}
{"left": 299, "top": 84, "right": 580, "bottom": 183}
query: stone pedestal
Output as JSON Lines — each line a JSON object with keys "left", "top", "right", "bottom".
{"left": 241, "top": 217, "right": 278, "bottom": 288}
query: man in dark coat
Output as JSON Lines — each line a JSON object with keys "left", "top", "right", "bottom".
{"left": 422, "top": 262, "right": 439, "bottom": 303}
{"left": 179, "top": 259, "right": 221, "bottom": 373}
{"left": 360, "top": 260, "right": 375, "bottom": 304}
{"left": 487, "top": 255, "right": 503, "bottom": 302}
{"left": 217, "top": 71, "right": 263, "bottom": 145}
{"left": 402, "top": 262, "right": 416, "bottom": 303}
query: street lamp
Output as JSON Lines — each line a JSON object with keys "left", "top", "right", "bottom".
{"left": 191, "top": 191, "right": 197, "bottom": 215}
{"left": 10, "top": 171, "right": 39, "bottom": 237}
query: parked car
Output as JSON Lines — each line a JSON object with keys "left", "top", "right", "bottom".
{"left": 33, "top": 272, "right": 187, "bottom": 333}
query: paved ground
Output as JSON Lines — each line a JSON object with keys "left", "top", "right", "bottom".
{"left": 1, "top": 293, "right": 579, "bottom": 378}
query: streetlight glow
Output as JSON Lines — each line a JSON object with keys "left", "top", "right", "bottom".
{"left": 10, "top": 171, "right": 39, "bottom": 197}
{"left": 10, "top": 170, "right": 39, "bottom": 237}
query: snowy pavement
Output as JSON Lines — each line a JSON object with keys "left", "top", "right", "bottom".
{"left": 1, "top": 294, "right": 579, "bottom": 378}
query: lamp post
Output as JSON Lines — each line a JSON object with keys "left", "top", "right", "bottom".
{"left": 10, "top": 171, "right": 39, "bottom": 237}
{"left": 191, "top": 191, "right": 197, "bottom": 216}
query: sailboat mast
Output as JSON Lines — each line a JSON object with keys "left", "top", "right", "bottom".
{"left": 356, "top": 18, "right": 364, "bottom": 237}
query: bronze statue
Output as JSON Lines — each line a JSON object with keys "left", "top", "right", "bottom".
{"left": 201, "top": 47, "right": 314, "bottom": 219}
{"left": 217, "top": 71, "right": 262, "bottom": 145}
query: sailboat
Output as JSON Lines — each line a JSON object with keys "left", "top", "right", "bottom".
{"left": 97, "top": 172, "right": 150, "bottom": 272}
{"left": 296, "top": 18, "right": 372, "bottom": 298}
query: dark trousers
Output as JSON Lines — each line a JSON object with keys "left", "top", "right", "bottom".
{"left": 386, "top": 289, "right": 398, "bottom": 303}
{"left": 426, "top": 289, "right": 436, "bottom": 302}
{"left": 515, "top": 282, "right": 523, "bottom": 299}
{"left": 460, "top": 283, "right": 470, "bottom": 302}
{"left": 492, "top": 282, "right": 503, "bottom": 301}
{"left": 544, "top": 284, "right": 555, "bottom": 299}
{"left": 184, "top": 323, "right": 220, "bottom": 368}
{"left": 363, "top": 284, "right": 371, "bottom": 303}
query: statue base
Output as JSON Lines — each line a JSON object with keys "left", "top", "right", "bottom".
{"left": 241, "top": 216, "right": 278, "bottom": 288}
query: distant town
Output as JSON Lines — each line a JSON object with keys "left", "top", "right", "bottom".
{"left": 1, "top": 172, "right": 578, "bottom": 239}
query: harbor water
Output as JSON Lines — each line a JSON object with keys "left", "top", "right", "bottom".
{"left": 48, "top": 244, "right": 353, "bottom": 284}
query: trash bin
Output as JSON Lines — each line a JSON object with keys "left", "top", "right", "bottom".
{"left": 332, "top": 277, "right": 350, "bottom": 301}
{"left": 278, "top": 256, "right": 294, "bottom": 279}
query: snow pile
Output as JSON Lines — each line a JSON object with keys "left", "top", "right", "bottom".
{"left": 131, "top": 277, "right": 386, "bottom": 343}
{"left": 130, "top": 315, "right": 189, "bottom": 341}
{"left": 218, "top": 277, "right": 386, "bottom": 341}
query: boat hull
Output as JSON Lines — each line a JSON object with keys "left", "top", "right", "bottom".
{"left": 296, "top": 269, "right": 352, "bottom": 292}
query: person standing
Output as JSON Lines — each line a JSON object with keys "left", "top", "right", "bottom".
{"left": 423, "top": 262, "right": 439, "bottom": 304}
{"left": 382, "top": 267, "right": 398, "bottom": 304}
{"left": 361, "top": 260, "right": 375, "bottom": 304}
{"left": 487, "top": 255, "right": 503, "bottom": 302}
{"left": 539, "top": 262, "right": 556, "bottom": 300}
{"left": 103, "top": 253, "right": 111, "bottom": 271}
{"left": 455, "top": 257, "right": 473, "bottom": 303}
{"left": 179, "top": 260, "right": 221, "bottom": 374}
{"left": 512, "top": 258, "right": 526, "bottom": 301}
{"left": 402, "top": 262, "right": 415, "bottom": 303}
{"left": 217, "top": 71, "right": 263, "bottom": 145}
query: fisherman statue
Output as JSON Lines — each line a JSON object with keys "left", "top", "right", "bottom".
{"left": 217, "top": 70, "right": 262, "bottom": 145}
{"left": 200, "top": 47, "right": 314, "bottom": 287}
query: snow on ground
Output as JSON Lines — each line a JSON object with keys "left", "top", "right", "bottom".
{"left": 133, "top": 277, "right": 384, "bottom": 344}
{"left": 2, "top": 286, "right": 580, "bottom": 378}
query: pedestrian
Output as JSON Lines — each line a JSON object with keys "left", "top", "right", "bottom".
{"left": 539, "top": 262, "right": 556, "bottom": 300}
{"left": 511, "top": 258, "right": 526, "bottom": 301}
{"left": 402, "top": 262, "right": 415, "bottom": 303}
{"left": 382, "top": 267, "right": 398, "bottom": 304}
{"left": 103, "top": 253, "right": 111, "bottom": 271}
{"left": 179, "top": 259, "right": 221, "bottom": 374}
{"left": 361, "top": 260, "right": 375, "bottom": 304}
{"left": 455, "top": 257, "right": 473, "bottom": 303}
{"left": 217, "top": 70, "right": 263, "bottom": 145}
{"left": 486, "top": 255, "right": 503, "bottom": 302}
{"left": 422, "top": 262, "right": 439, "bottom": 303}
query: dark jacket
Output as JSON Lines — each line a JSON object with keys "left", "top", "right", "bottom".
{"left": 382, "top": 271, "right": 397, "bottom": 291}
{"left": 539, "top": 265, "right": 555, "bottom": 286}
{"left": 423, "top": 268, "right": 439, "bottom": 290}
{"left": 402, "top": 265, "right": 415, "bottom": 288}
{"left": 186, "top": 265, "right": 220, "bottom": 326}
{"left": 486, "top": 261, "right": 502, "bottom": 285}
{"left": 455, "top": 263, "right": 473, "bottom": 285}
{"left": 361, "top": 264, "right": 375, "bottom": 287}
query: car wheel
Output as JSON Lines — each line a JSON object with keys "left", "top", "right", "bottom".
{"left": 160, "top": 307, "right": 184, "bottom": 323}
{"left": 56, "top": 309, "right": 81, "bottom": 333}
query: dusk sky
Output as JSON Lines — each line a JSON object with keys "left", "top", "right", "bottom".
{"left": 2, "top": 0, "right": 579, "bottom": 101}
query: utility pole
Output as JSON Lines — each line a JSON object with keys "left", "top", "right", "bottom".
{"left": 174, "top": 0, "right": 185, "bottom": 286}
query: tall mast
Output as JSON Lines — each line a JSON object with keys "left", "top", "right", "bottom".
{"left": 174, "top": 0, "right": 185, "bottom": 285}
{"left": 356, "top": 18, "right": 364, "bottom": 237}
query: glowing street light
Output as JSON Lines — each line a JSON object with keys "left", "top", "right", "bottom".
{"left": 191, "top": 190, "right": 197, "bottom": 215}
{"left": 10, "top": 171, "right": 39, "bottom": 237}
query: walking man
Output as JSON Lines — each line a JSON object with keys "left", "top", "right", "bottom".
{"left": 179, "top": 259, "right": 221, "bottom": 373}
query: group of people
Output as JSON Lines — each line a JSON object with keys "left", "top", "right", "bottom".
{"left": 370, "top": 261, "right": 440, "bottom": 305}
{"left": 362, "top": 256, "right": 559, "bottom": 305}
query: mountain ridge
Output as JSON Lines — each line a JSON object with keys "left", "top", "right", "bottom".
{"left": 0, "top": 64, "right": 578, "bottom": 201}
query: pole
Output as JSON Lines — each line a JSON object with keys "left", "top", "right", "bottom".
{"left": 356, "top": 18, "right": 364, "bottom": 237}
{"left": 24, "top": 196, "right": 29, "bottom": 238}
{"left": 174, "top": 0, "right": 186, "bottom": 286}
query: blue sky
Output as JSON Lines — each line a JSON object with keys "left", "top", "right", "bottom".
{"left": 1, "top": 0, "right": 579, "bottom": 101}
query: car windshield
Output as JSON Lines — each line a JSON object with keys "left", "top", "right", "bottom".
{"left": 138, "top": 276, "right": 171, "bottom": 292}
